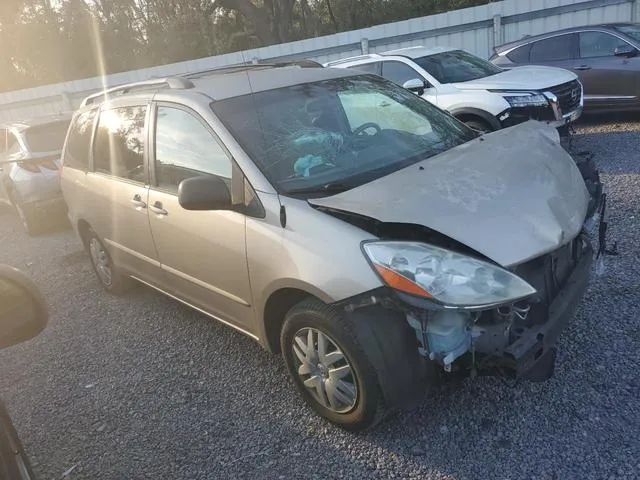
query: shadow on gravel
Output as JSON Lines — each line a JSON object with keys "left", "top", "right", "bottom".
{"left": 569, "top": 130, "right": 640, "bottom": 174}
{"left": 577, "top": 110, "right": 640, "bottom": 127}
{"left": 58, "top": 249, "right": 88, "bottom": 268}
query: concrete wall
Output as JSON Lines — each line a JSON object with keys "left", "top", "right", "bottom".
{"left": 0, "top": 0, "right": 636, "bottom": 122}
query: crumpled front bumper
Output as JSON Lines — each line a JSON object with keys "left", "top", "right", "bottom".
{"left": 503, "top": 236, "right": 593, "bottom": 378}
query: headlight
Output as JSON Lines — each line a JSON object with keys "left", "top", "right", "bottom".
{"left": 362, "top": 241, "right": 536, "bottom": 308}
{"left": 500, "top": 92, "right": 549, "bottom": 108}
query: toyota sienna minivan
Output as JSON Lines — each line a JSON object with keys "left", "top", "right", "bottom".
{"left": 60, "top": 64, "right": 607, "bottom": 431}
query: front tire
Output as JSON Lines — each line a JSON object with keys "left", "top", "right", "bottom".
{"left": 86, "top": 230, "right": 133, "bottom": 295}
{"left": 281, "top": 299, "right": 386, "bottom": 431}
{"left": 461, "top": 118, "right": 494, "bottom": 134}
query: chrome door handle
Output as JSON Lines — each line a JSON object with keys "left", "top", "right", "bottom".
{"left": 149, "top": 201, "right": 168, "bottom": 216}
{"left": 574, "top": 65, "right": 591, "bottom": 71}
{"left": 132, "top": 194, "right": 147, "bottom": 209}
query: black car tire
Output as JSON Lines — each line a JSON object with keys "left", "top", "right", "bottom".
{"left": 11, "top": 195, "right": 41, "bottom": 236}
{"left": 86, "top": 229, "right": 134, "bottom": 295}
{"left": 463, "top": 118, "right": 494, "bottom": 134}
{"left": 281, "top": 299, "right": 427, "bottom": 431}
{"left": 0, "top": 401, "right": 36, "bottom": 480}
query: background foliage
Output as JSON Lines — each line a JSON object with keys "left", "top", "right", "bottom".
{"left": 0, "top": 0, "right": 490, "bottom": 92}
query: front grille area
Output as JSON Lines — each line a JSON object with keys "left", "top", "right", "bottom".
{"left": 505, "top": 105, "right": 556, "bottom": 124}
{"left": 512, "top": 234, "right": 585, "bottom": 326}
{"left": 547, "top": 80, "right": 582, "bottom": 113}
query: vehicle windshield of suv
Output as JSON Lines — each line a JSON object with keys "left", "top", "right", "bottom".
{"left": 614, "top": 24, "right": 640, "bottom": 42}
{"left": 413, "top": 50, "right": 503, "bottom": 84}
{"left": 211, "top": 75, "right": 476, "bottom": 196}
{"left": 24, "top": 120, "right": 71, "bottom": 153}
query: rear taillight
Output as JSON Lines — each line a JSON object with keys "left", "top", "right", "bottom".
{"left": 18, "top": 155, "right": 60, "bottom": 173}
{"left": 19, "top": 161, "right": 41, "bottom": 173}
{"left": 39, "top": 159, "right": 58, "bottom": 170}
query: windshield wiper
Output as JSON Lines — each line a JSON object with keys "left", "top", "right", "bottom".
{"left": 287, "top": 182, "right": 354, "bottom": 195}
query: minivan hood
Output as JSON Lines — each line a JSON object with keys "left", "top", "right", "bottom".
{"left": 453, "top": 65, "right": 577, "bottom": 91}
{"left": 309, "top": 121, "right": 589, "bottom": 267}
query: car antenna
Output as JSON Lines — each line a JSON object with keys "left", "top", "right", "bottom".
{"left": 239, "top": 51, "right": 287, "bottom": 228}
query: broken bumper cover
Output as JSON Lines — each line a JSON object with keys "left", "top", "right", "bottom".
{"left": 504, "top": 239, "right": 593, "bottom": 378}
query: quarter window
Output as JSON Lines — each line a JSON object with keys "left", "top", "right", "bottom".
{"left": 93, "top": 105, "right": 147, "bottom": 183}
{"left": 381, "top": 61, "right": 422, "bottom": 86}
{"left": 530, "top": 34, "right": 577, "bottom": 62}
{"left": 579, "top": 31, "right": 630, "bottom": 58}
{"left": 153, "top": 106, "right": 232, "bottom": 193}
{"left": 64, "top": 109, "right": 97, "bottom": 170}
{"left": 506, "top": 44, "right": 532, "bottom": 63}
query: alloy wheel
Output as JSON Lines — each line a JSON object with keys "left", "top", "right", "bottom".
{"left": 89, "top": 237, "right": 112, "bottom": 286}
{"left": 292, "top": 327, "right": 358, "bottom": 413}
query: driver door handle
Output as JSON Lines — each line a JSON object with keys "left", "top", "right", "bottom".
{"left": 149, "top": 201, "right": 168, "bottom": 216}
{"left": 574, "top": 65, "right": 592, "bottom": 71}
{"left": 132, "top": 194, "right": 147, "bottom": 209}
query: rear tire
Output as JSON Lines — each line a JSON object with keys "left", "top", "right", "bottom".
{"left": 7, "top": 188, "right": 41, "bottom": 236}
{"left": 281, "top": 299, "right": 427, "bottom": 431}
{"left": 13, "top": 199, "right": 41, "bottom": 236}
{"left": 86, "top": 229, "right": 133, "bottom": 295}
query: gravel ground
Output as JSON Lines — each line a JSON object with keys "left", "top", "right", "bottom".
{"left": 1, "top": 117, "right": 639, "bottom": 480}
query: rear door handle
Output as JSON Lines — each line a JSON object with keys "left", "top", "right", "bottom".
{"left": 574, "top": 65, "right": 592, "bottom": 71}
{"left": 132, "top": 194, "right": 147, "bottom": 209}
{"left": 149, "top": 201, "right": 168, "bottom": 216}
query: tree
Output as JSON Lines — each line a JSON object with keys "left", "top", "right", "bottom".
{"left": 0, "top": 0, "right": 491, "bottom": 92}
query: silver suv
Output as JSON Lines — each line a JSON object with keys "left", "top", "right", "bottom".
{"left": 0, "top": 115, "right": 71, "bottom": 234}
{"left": 60, "top": 64, "right": 606, "bottom": 431}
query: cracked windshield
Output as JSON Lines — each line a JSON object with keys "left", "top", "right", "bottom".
{"left": 0, "top": 0, "right": 636, "bottom": 479}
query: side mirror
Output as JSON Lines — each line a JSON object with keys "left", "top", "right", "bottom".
{"left": 178, "top": 175, "right": 232, "bottom": 211}
{"left": 614, "top": 45, "right": 638, "bottom": 58}
{"left": 402, "top": 78, "right": 427, "bottom": 96}
{"left": 0, "top": 266, "right": 48, "bottom": 350}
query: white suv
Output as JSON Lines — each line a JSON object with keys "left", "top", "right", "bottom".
{"left": 325, "top": 46, "right": 583, "bottom": 133}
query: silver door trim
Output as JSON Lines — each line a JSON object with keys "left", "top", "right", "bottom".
{"left": 129, "top": 276, "right": 259, "bottom": 341}
{"left": 161, "top": 263, "right": 251, "bottom": 307}
{"left": 584, "top": 94, "right": 637, "bottom": 100}
{"left": 104, "top": 238, "right": 161, "bottom": 267}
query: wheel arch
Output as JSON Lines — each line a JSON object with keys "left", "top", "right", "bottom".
{"left": 260, "top": 281, "right": 335, "bottom": 353}
{"left": 450, "top": 107, "right": 502, "bottom": 131}
{"left": 76, "top": 218, "right": 93, "bottom": 248}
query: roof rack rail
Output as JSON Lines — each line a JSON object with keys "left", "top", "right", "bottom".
{"left": 183, "top": 59, "right": 323, "bottom": 79}
{"left": 80, "top": 77, "right": 194, "bottom": 107}
{"left": 323, "top": 54, "right": 381, "bottom": 67}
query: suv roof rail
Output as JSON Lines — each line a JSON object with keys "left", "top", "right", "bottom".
{"left": 183, "top": 59, "right": 323, "bottom": 79}
{"left": 80, "top": 77, "right": 194, "bottom": 107}
{"left": 323, "top": 54, "right": 382, "bottom": 67}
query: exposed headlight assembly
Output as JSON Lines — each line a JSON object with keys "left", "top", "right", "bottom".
{"left": 362, "top": 241, "right": 536, "bottom": 309}
{"left": 499, "top": 92, "right": 549, "bottom": 108}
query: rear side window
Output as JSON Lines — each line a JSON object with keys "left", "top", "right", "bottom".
{"left": 93, "top": 105, "right": 147, "bottom": 183}
{"left": 530, "top": 34, "right": 577, "bottom": 62}
{"left": 64, "top": 109, "right": 97, "bottom": 170}
{"left": 579, "top": 31, "right": 630, "bottom": 58}
{"left": 24, "top": 120, "right": 71, "bottom": 153}
{"left": 381, "top": 61, "right": 422, "bottom": 86}
{"left": 506, "top": 43, "right": 532, "bottom": 63}
{"left": 347, "top": 62, "right": 381, "bottom": 75}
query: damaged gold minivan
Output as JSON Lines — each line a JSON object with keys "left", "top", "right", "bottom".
{"left": 60, "top": 64, "right": 608, "bottom": 431}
